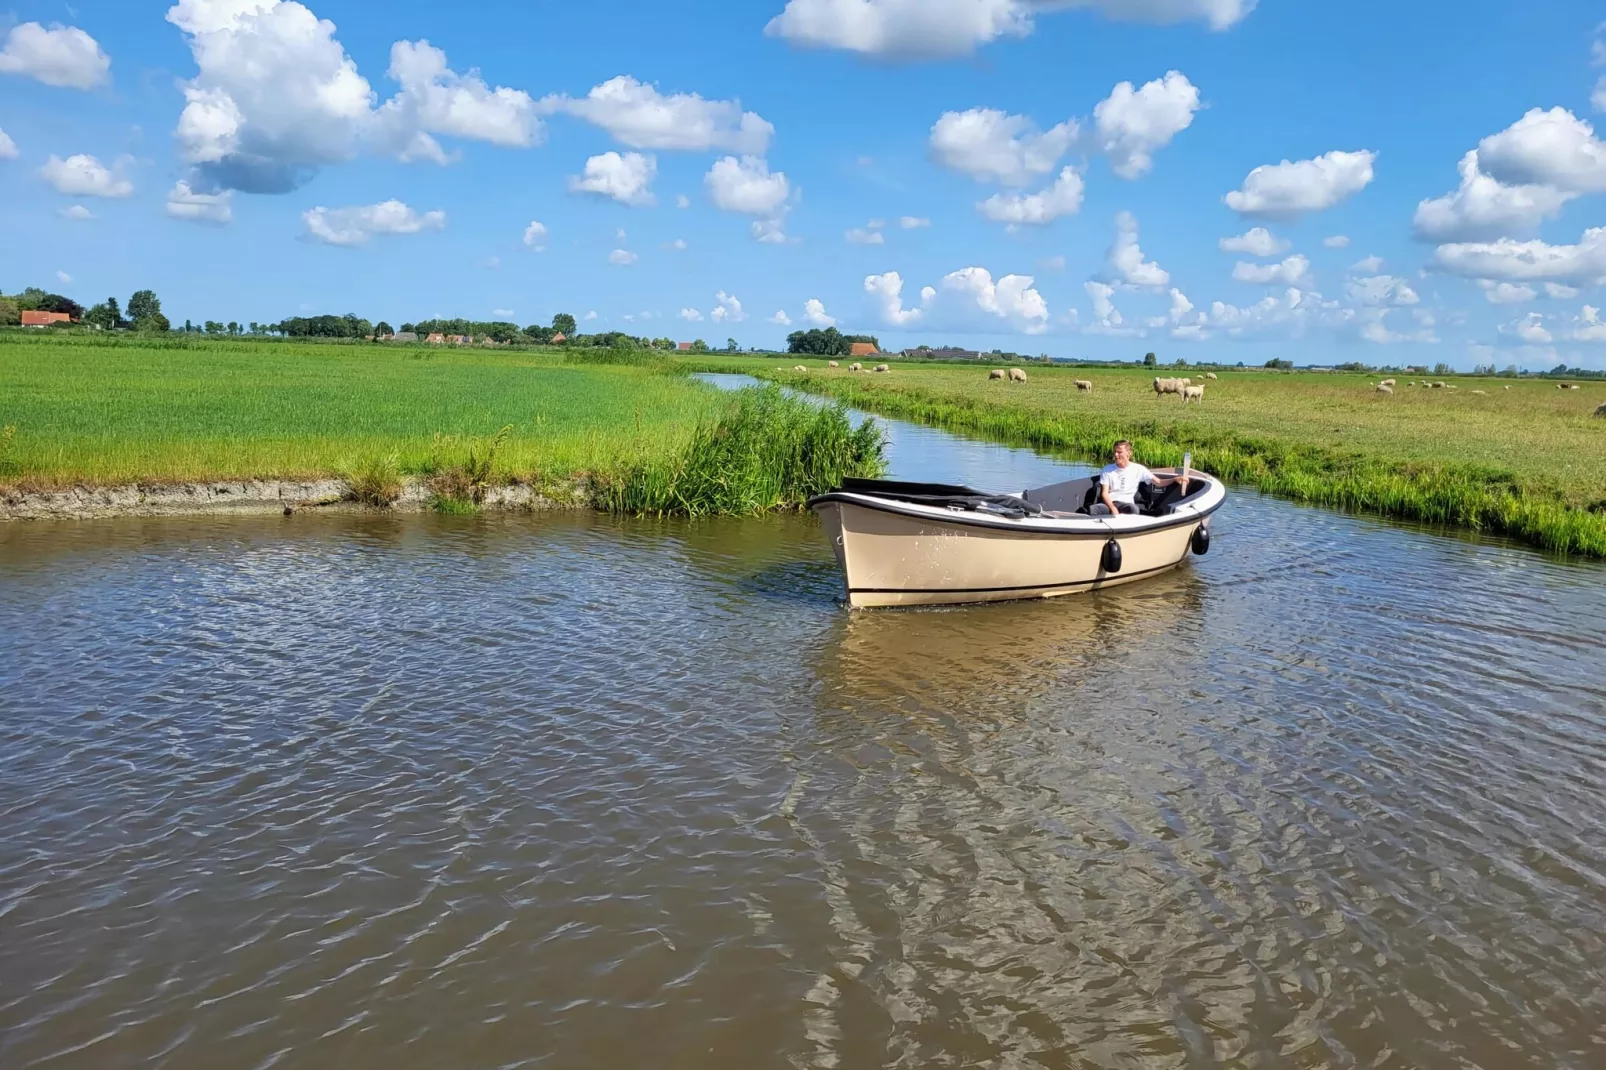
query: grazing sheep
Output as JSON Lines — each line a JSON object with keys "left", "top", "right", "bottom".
{"left": 1433, "top": 381, "right": 1447, "bottom": 389}
{"left": 1381, "top": 378, "right": 1396, "bottom": 387}
{"left": 1376, "top": 384, "right": 1393, "bottom": 394}
{"left": 1153, "top": 376, "right": 1186, "bottom": 398}
{"left": 849, "top": 362, "right": 863, "bottom": 372}
{"left": 1595, "top": 402, "right": 1606, "bottom": 418}
{"left": 793, "top": 365, "right": 807, "bottom": 372}
{"left": 828, "top": 360, "right": 839, "bottom": 368}
{"left": 1504, "top": 385, "right": 1511, "bottom": 390}
{"left": 1471, "top": 389, "right": 1487, "bottom": 395}
{"left": 1075, "top": 379, "right": 1093, "bottom": 392}
{"left": 1008, "top": 367, "right": 1028, "bottom": 382}
{"left": 873, "top": 363, "right": 890, "bottom": 373}
{"left": 1205, "top": 372, "right": 1218, "bottom": 380}
{"left": 1569, "top": 383, "right": 1583, "bottom": 390}
{"left": 989, "top": 369, "right": 1007, "bottom": 380}
{"left": 1182, "top": 384, "right": 1205, "bottom": 403}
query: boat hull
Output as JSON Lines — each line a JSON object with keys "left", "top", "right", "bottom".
{"left": 815, "top": 499, "right": 1206, "bottom": 608}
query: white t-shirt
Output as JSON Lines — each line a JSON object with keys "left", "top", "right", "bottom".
{"left": 1098, "top": 462, "right": 1153, "bottom": 505}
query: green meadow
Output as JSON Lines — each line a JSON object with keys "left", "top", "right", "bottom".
{"left": 0, "top": 334, "right": 880, "bottom": 514}
{"left": 697, "top": 355, "right": 1606, "bottom": 557}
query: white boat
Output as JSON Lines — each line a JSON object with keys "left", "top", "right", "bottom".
{"left": 808, "top": 469, "right": 1226, "bottom": 608}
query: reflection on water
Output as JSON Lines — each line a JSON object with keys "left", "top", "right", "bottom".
{"left": 3, "top": 404, "right": 1606, "bottom": 1069}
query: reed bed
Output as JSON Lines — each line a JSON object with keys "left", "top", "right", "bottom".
{"left": 592, "top": 386, "right": 885, "bottom": 516}
{"left": 729, "top": 360, "right": 1606, "bottom": 558}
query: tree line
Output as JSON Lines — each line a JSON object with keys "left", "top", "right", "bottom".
{"left": 784, "top": 327, "right": 880, "bottom": 356}
{"left": 0, "top": 287, "right": 170, "bottom": 332}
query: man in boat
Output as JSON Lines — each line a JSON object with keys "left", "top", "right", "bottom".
{"left": 1089, "top": 440, "right": 1191, "bottom": 516}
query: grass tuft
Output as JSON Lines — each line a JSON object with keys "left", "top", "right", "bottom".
{"left": 425, "top": 425, "right": 512, "bottom": 513}
{"left": 593, "top": 385, "right": 886, "bottom": 517}
{"left": 344, "top": 452, "right": 403, "bottom": 506}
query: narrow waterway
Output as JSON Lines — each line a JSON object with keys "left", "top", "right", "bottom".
{"left": 2, "top": 382, "right": 1603, "bottom": 1069}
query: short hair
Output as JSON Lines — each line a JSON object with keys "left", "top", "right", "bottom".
{"left": 1113, "top": 439, "right": 1132, "bottom": 452}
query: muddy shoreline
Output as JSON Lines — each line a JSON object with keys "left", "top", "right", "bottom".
{"left": 0, "top": 478, "right": 587, "bottom": 521}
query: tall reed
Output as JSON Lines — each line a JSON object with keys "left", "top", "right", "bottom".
{"left": 594, "top": 385, "right": 886, "bottom": 516}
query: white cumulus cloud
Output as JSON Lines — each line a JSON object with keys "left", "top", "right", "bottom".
{"left": 523, "top": 220, "right": 547, "bottom": 250}
{"left": 1323, "top": 234, "right": 1350, "bottom": 248}
{"left": 608, "top": 248, "right": 638, "bottom": 265}
{"left": 0, "top": 22, "right": 110, "bottom": 89}
{"left": 705, "top": 155, "right": 790, "bottom": 214}
{"left": 770, "top": 309, "right": 793, "bottom": 326}
{"left": 302, "top": 199, "right": 444, "bottom": 246}
{"left": 166, "top": 180, "right": 233, "bottom": 224}
{"left": 804, "top": 298, "right": 836, "bottom": 326}
{"left": 679, "top": 308, "right": 704, "bottom": 321}
{"left": 1106, "top": 211, "right": 1169, "bottom": 288}
{"left": 1225, "top": 149, "right": 1377, "bottom": 219}
{"left": 39, "top": 154, "right": 133, "bottom": 198}
{"left": 59, "top": 205, "right": 95, "bottom": 221}
{"left": 569, "top": 151, "right": 656, "bottom": 206}
{"left": 1219, "top": 226, "right": 1288, "bottom": 257}
{"left": 930, "top": 106, "right": 1077, "bottom": 186}
{"left": 1432, "top": 227, "right": 1606, "bottom": 286}
{"left": 1351, "top": 255, "right": 1384, "bottom": 273}
{"left": 846, "top": 227, "right": 885, "bottom": 244}
{"left": 1413, "top": 150, "right": 1576, "bottom": 243}
{"left": 56, "top": 270, "right": 73, "bottom": 285}
{"left": 977, "top": 166, "right": 1084, "bottom": 225}
{"left": 865, "top": 271, "right": 925, "bottom": 325}
{"left": 1476, "top": 107, "right": 1606, "bottom": 195}
{"left": 541, "top": 75, "right": 772, "bottom": 154}
{"left": 764, "top": 0, "right": 1256, "bottom": 59}
{"left": 1233, "top": 254, "right": 1310, "bottom": 286}
{"left": 0, "top": 128, "right": 15, "bottom": 159}
{"left": 1499, "top": 312, "right": 1552, "bottom": 345}
{"left": 1346, "top": 274, "right": 1419, "bottom": 307}
{"left": 711, "top": 291, "right": 747, "bottom": 322}
{"left": 1092, "top": 70, "right": 1200, "bottom": 179}
{"left": 1479, "top": 280, "right": 1537, "bottom": 305}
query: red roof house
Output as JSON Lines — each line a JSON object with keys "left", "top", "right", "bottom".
{"left": 849, "top": 341, "right": 879, "bottom": 357}
{"left": 550, "top": 332, "right": 567, "bottom": 344}
{"left": 21, "top": 310, "right": 72, "bottom": 327}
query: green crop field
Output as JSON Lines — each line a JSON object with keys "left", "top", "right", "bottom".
{"left": 0, "top": 333, "right": 729, "bottom": 487}
{"left": 694, "top": 355, "right": 1606, "bottom": 557}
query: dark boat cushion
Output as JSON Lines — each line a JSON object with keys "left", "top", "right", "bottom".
{"left": 836, "top": 478, "right": 1044, "bottom": 520}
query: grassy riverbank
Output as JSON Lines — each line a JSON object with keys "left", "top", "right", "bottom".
{"left": 0, "top": 334, "right": 879, "bottom": 515}
{"left": 696, "top": 356, "right": 1606, "bottom": 557}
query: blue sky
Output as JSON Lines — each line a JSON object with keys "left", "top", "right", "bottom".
{"left": 3, "top": 0, "right": 1605, "bottom": 367}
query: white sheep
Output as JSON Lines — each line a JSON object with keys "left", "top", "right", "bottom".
{"left": 1205, "top": 372, "right": 1218, "bottom": 380}
{"left": 1504, "top": 385, "right": 1512, "bottom": 390}
{"left": 793, "top": 365, "right": 807, "bottom": 372}
{"left": 1182, "top": 384, "right": 1205, "bottom": 403}
{"left": 828, "top": 360, "right": 839, "bottom": 368}
{"left": 849, "top": 362, "right": 863, "bottom": 372}
{"left": 1471, "top": 389, "right": 1487, "bottom": 395}
{"left": 1074, "top": 379, "right": 1093, "bottom": 392}
{"left": 1153, "top": 376, "right": 1185, "bottom": 398}
{"left": 1376, "top": 384, "right": 1393, "bottom": 394}
{"left": 1433, "top": 381, "right": 1447, "bottom": 389}
{"left": 1595, "top": 401, "right": 1606, "bottom": 418}
{"left": 1008, "top": 367, "right": 1028, "bottom": 382}
{"left": 989, "top": 369, "right": 1006, "bottom": 380}
{"left": 873, "top": 363, "right": 890, "bottom": 373}
{"left": 1381, "top": 378, "right": 1396, "bottom": 387}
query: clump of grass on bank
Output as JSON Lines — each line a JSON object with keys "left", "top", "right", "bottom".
{"left": 343, "top": 452, "right": 403, "bottom": 506}
{"left": 755, "top": 366, "right": 1606, "bottom": 558}
{"left": 593, "top": 386, "right": 886, "bottom": 516}
{"left": 424, "top": 426, "right": 511, "bottom": 513}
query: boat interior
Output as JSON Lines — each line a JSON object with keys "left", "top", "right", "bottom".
{"left": 835, "top": 474, "right": 1217, "bottom": 520}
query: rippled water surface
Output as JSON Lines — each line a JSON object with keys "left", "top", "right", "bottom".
{"left": 3, "top": 401, "right": 1606, "bottom": 1070}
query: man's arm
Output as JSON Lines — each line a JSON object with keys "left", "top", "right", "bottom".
{"left": 1099, "top": 479, "right": 1119, "bottom": 515}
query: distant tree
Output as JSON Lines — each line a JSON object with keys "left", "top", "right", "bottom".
{"left": 127, "top": 290, "right": 162, "bottom": 328}
{"left": 1172, "top": 357, "right": 1188, "bottom": 368}
{"left": 523, "top": 324, "right": 555, "bottom": 344}
{"left": 691, "top": 338, "right": 709, "bottom": 353}
{"left": 204, "top": 321, "right": 222, "bottom": 334}
{"left": 85, "top": 298, "right": 123, "bottom": 331}
{"left": 726, "top": 337, "right": 739, "bottom": 352}
{"left": 484, "top": 321, "right": 520, "bottom": 343}
{"left": 0, "top": 297, "right": 19, "bottom": 326}
{"left": 552, "top": 312, "right": 577, "bottom": 337}
{"left": 184, "top": 319, "right": 195, "bottom": 333}
{"left": 1143, "top": 352, "right": 1157, "bottom": 367}
{"left": 16, "top": 287, "right": 85, "bottom": 319}
{"left": 786, "top": 326, "right": 850, "bottom": 356}
{"left": 227, "top": 321, "right": 241, "bottom": 335}
{"left": 374, "top": 321, "right": 394, "bottom": 338}
{"left": 1434, "top": 362, "right": 1452, "bottom": 376}
{"left": 275, "top": 314, "right": 372, "bottom": 338}
{"left": 1264, "top": 358, "right": 1294, "bottom": 370}
{"left": 1502, "top": 364, "right": 1519, "bottom": 377}
{"left": 400, "top": 322, "right": 416, "bottom": 334}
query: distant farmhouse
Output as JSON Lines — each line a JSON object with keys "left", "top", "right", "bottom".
{"left": 392, "top": 331, "right": 419, "bottom": 343}
{"left": 677, "top": 341, "right": 693, "bottom": 351}
{"left": 849, "top": 341, "right": 880, "bottom": 357}
{"left": 21, "top": 310, "right": 73, "bottom": 327}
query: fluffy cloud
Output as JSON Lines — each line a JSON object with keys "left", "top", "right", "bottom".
{"left": 0, "top": 128, "right": 17, "bottom": 160}
{"left": 1413, "top": 151, "right": 1575, "bottom": 243}
{"left": 1323, "top": 234, "right": 1350, "bottom": 248}
{"left": 166, "top": 1, "right": 539, "bottom": 193}
{"left": 899, "top": 267, "right": 1050, "bottom": 333}
{"left": 864, "top": 272, "right": 926, "bottom": 326}
{"left": 522, "top": 220, "right": 547, "bottom": 250}
{"left": 751, "top": 219, "right": 794, "bottom": 244}
{"left": 1546, "top": 282, "right": 1580, "bottom": 299}
{"left": 1233, "top": 254, "right": 1310, "bottom": 285}
{"left": 847, "top": 221, "right": 886, "bottom": 244}
{"left": 899, "top": 216, "right": 931, "bottom": 228}
{"left": 804, "top": 298, "right": 836, "bottom": 326}
{"left": 1432, "top": 227, "right": 1606, "bottom": 286}
{"left": 1476, "top": 108, "right": 1606, "bottom": 195}
{"left": 930, "top": 107, "right": 1077, "bottom": 185}
{"left": 977, "top": 166, "right": 1084, "bottom": 225}
{"left": 0, "top": 22, "right": 111, "bottom": 89}
{"left": 1351, "top": 255, "right": 1384, "bottom": 273}
{"left": 569, "top": 151, "right": 657, "bottom": 206}
{"left": 1219, "top": 226, "right": 1288, "bottom": 256}
{"left": 1224, "top": 149, "right": 1377, "bottom": 218}
{"left": 56, "top": 270, "right": 73, "bottom": 285}
{"left": 1498, "top": 312, "right": 1552, "bottom": 345}
{"left": 59, "top": 205, "right": 95, "bottom": 221}
{"left": 705, "top": 155, "right": 790, "bottom": 214}
{"left": 1092, "top": 70, "right": 1200, "bottom": 178}
{"left": 679, "top": 308, "right": 704, "bottom": 321}
{"left": 302, "top": 200, "right": 445, "bottom": 246}
{"left": 39, "top": 154, "right": 133, "bottom": 198}
{"left": 1106, "top": 211, "right": 1169, "bottom": 287}
{"left": 492, "top": 308, "right": 515, "bottom": 319}
{"left": 1084, "top": 280, "right": 1137, "bottom": 334}
{"left": 711, "top": 291, "right": 747, "bottom": 322}
{"left": 166, "top": 180, "right": 233, "bottom": 224}
{"left": 764, "top": 0, "right": 1255, "bottom": 58}
{"left": 1571, "top": 305, "right": 1606, "bottom": 341}
{"left": 541, "top": 76, "right": 772, "bottom": 154}
{"left": 1479, "top": 280, "right": 1537, "bottom": 305}
{"left": 769, "top": 309, "right": 793, "bottom": 326}
{"left": 1346, "top": 274, "right": 1419, "bottom": 307}
{"left": 608, "top": 248, "right": 639, "bottom": 265}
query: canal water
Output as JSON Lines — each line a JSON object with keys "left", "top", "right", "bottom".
{"left": 2, "top": 385, "right": 1604, "bottom": 1069}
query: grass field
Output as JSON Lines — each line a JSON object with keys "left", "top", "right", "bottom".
{"left": 0, "top": 334, "right": 880, "bottom": 514}
{"left": 694, "top": 355, "right": 1606, "bottom": 557}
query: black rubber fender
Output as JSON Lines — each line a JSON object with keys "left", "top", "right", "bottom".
{"left": 1191, "top": 526, "right": 1211, "bottom": 556}
{"left": 1101, "top": 538, "right": 1123, "bottom": 573}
